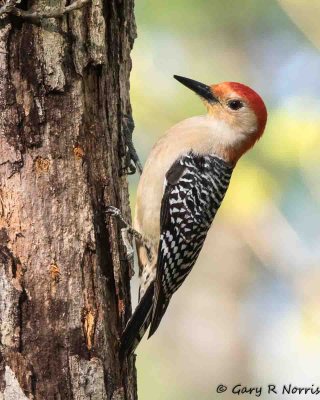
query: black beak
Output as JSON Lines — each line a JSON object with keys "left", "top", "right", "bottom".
{"left": 173, "top": 75, "right": 218, "bottom": 103}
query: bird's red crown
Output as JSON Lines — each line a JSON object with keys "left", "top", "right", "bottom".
{"left": 212, "top": 81, "right": 267, "bottom": 136}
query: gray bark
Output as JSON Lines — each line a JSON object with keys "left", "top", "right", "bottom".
{"left": 0, "top": 0, "right": 137, "bottom": 398}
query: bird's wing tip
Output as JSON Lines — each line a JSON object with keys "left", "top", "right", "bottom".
{"left": 147, "top": 325, "right": 156, "bottom": 340}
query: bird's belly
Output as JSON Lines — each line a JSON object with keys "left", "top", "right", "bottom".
{"left": 134, "top": 160, "right": 165, "bottom": 244}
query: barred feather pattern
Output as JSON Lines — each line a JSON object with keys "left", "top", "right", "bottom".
{"left": 149, "top": 152, "right": 233, "bottom": 336}
{"left": 120, "top": 152, "right": 233, "bottom": 356}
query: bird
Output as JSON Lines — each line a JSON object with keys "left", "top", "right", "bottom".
{"left": 119, "top": 75, "right": 267, "bottom": 359}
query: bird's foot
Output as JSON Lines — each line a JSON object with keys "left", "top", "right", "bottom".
{"left": 105, "top": 206, "right": 153, "bottom": 261}
{"left": 120, "top": 227, "right": 134, "bottom": 261}
{"left": 122, "top": 114, "right": 143, "bottom": 176}
{"left": 106, "top": 206, "right": 136, "bottom": 261}
{"left": 106, "top": 206, "right": 141, "bottom": 240}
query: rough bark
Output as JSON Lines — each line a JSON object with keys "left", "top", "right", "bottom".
{"left": 0, "top": 0, "right": 137, "bottom": 398}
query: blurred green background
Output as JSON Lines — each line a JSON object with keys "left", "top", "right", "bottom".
{"left": 128, "top": 1, "right": 320, "bottom": 399}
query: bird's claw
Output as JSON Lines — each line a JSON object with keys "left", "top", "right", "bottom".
{"left": 105, "top": 206, "right": 122, "bottom": 218}
{"left": 106, "top": 207, "right": 134, "bottom": 261}
{"left": 121, "top": 227, "right": 134, "bottom": 262}
{"left": 122, "top": 114, "right": 143, "bottom": 176}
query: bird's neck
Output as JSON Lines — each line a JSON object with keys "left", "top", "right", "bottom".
{"left": 211, "top": 138, "right": 253, "bottom": 165}
{"left": 170, "top": 116, "right": 253, "bottom": 165}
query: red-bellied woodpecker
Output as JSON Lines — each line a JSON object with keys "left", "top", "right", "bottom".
{"left": 118, "top": 75, "right": 267, "bottom": 358}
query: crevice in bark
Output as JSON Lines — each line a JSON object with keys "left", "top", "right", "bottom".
{"left": 0, "top": 245, "right": 19, "bottom": 279}
{"left": 30, "top": 362, "right": 37, "bottom": 396}
{"left": 7, "top": 156, "right": 24, "bottom": 178}
{"left": 17, "top": 0, "right": 29, "bottom": 11}
{"left": 17, "top": 287, "right": 27, "bottom": 353}
{"left": 79, "top": 242, "right": 97, "bottom": 355}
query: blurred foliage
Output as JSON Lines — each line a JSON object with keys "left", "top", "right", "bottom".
{"left": 129, "top": 1, "right": 320, "bottom": 399}
{"left": 278, "top": 0, "right": 320, "bottom": 49}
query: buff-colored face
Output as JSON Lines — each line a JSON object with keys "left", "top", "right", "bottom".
{"left": 174, "top": 76, "right": 267, "bottom": 143}
{"left": 205, "top": 84, "right": 259, "bottom": 137}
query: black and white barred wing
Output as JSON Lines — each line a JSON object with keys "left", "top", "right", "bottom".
{"left": 148, "top": 153, "right": 233, "bottom": 337}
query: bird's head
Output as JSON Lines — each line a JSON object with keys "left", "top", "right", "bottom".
{"left": 174, "top": 75, "right": 267, "bottom": 163}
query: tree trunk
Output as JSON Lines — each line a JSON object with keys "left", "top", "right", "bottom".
{"left": 0, "top": 0, "right": 137, "bottom": 398}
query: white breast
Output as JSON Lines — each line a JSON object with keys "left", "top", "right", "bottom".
{"left": 134, "top": 115, "right": 237, "bottom": 243}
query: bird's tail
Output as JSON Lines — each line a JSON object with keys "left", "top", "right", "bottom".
{"left": 119, "top": 281, "right": 155, "bottom": 360}
{"left": 148, "top": 286, "right": 169, "bottom": 339}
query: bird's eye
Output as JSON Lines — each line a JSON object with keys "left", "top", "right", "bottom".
{"left": 228, "top": 100, "right": 243, "bottom": 110}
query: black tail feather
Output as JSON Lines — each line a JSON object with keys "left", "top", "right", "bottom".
{"left": 148, "top": 289, "right": 169, "bottom": 339}
{"left": 120, "top": 281, "right": 155, "bottom": 360}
